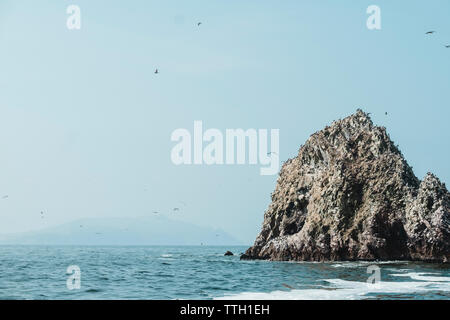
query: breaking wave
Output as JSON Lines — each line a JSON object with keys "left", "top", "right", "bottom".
{"left": 215, "top": 275, "right": 450, "bottom": 300}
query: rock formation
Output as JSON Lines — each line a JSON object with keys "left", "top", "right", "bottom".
{"left": 242, "top": 110, "right": 449, "bottom": 262}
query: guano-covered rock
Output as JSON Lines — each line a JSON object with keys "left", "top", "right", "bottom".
{"left": 242, "top": 110, "right": 449, "bottom": 263}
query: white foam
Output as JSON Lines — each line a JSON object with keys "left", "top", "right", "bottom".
{"left": 157, "top": 254, "right": 175, "bottom": 261}
{"left": 331, "top": 261, "right": 405, "bottom": 268}
{"left": 391, "top": 272, "right": 450, "bottom": 282}
{"left": 215, "top": 278, "right": 450, "bottom": 300}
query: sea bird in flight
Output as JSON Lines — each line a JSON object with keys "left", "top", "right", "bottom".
{"left": 425, "top": 31, "right": 436, "bottom": 35}
{"left": 154, "top": 69, "right": 159, "bottom": 74}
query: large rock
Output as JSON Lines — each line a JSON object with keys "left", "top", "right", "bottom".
{"left": 242, "top": 110, "right": 449, "bottom": 262}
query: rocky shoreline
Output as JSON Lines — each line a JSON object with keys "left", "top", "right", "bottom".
{"left": 242, "top": 110, "right": 449, "bottom": 263}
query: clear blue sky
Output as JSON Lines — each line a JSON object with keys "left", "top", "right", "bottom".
{"left": 0, "top": 0, "right": 449, "bottom": 244}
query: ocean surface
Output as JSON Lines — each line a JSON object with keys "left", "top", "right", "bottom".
{"left": 0, "top": 245, "right": 449, "bottom": 300}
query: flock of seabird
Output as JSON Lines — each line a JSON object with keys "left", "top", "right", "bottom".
{"left": 1, "top": 21, "right": 447, "bottom": 248}
{"left": 425, "top": 30, "right": 450, "bottom": 48}
{"left": 153, "top": 203, "right": 185, "bottom": 214}
{"left": 153, "top": 25, "right": 448, "bottom": 75}
{"left": 154, "top": 21, "right": 203, "bottom": 74}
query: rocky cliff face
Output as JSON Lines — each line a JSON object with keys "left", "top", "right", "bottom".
{"left": 242, "top": 110, "right": 449, "bottom": 262}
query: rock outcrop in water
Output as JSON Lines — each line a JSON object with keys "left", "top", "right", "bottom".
{"left": 242, "top": 110, "right": 449, "bottom": 263}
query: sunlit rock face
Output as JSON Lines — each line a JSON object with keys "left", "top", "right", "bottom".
{"left": 242, "top": 110, "right": 449, "bottom": 263}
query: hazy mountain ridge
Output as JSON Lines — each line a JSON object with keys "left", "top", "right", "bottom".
{"left": 0, "top": 216, "right": 243, "bottom": 245}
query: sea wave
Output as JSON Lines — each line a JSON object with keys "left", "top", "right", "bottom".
{"left": 391, "top": 272, "right": 450, "bottom": 282}
{"left": 215, "top": 277, "right": 450, "bottom": 300}
{"left": 331, "top": 261, "right": 406, "bottom": 268}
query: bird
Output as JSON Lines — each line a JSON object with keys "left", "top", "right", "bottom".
{"left": 385, "top": 112, "right": 388, "bottom": 115}
{"left": 154, "top": 69, "right": 159, "bottom": 74}
{"left": 40, "top": 211, "right": 44, "bottom": 219}
{"left": 445, "top": 45, "right": 450, "bottom": 48}
{"left": 152, "top": 211, "right": 159, "bottom": 214}
{"left": 197, "top": 22, "right": 202, "bottom": 26}
{"left": 425, "top": 31, "right": 436, "bottom": 35}
{"left": 282, "top": 283, "right": 295, "bottom": 289}
{"left": 2, "top": 195, "right": 8, "bottom": 199}
{"left": 173, "top": 207, "right": 180, "bottom": 212}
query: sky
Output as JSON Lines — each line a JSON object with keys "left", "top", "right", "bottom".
{"left": 0, "top": 0, "right": 449, "bottom": 244}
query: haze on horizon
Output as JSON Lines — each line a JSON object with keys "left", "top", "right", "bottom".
{"left": 0, "top": 0, "right": 449, "bottom": 244}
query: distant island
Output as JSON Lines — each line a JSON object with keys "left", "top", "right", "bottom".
{"left": 0, "top": 216, "right": 242, "bottom": 246}
{"left": 242, "top": 110, "right": 449, "bottom": 262}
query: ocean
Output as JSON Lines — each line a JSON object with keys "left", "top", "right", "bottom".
{"left": 0, "top": 245, "right": 448, "bottom": 300}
